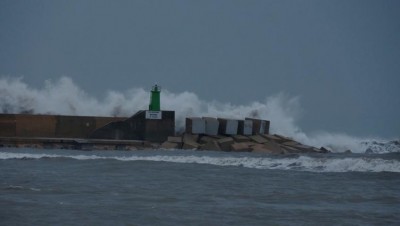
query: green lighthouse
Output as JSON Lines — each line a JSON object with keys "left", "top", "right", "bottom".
{"left": 149, "top": 84, "right": 161, "bottom": 111}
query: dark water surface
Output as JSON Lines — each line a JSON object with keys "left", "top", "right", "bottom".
{"left": 1, "top": 148, "right": 399, "bottom": 225}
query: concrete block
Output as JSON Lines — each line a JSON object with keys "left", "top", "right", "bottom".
{"left": 237, "top": 119, "right": 253, "bottom": 135}
{"left": 217, "top": 137, "right": 234, "bottom": 151}
{"left": 218, "top": 118, "right": 238, "bottom": 135}
{"left": 230, "top": 142, "right": 251, "bottom": 152}
{"left": 245, "top": 118, "right": 270, "bottom": 135}
{"left": 202, "top": 117, "right": 219, "bottom": 136}
{"left": 185, "top": 117, "right": 205, "bottom": 134}
{"left": 249, "top": 135, "right": 269, "bottom": 144}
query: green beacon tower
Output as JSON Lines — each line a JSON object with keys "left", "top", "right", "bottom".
{"left": 149, "top": 84, "right": 161, "bottom": 111}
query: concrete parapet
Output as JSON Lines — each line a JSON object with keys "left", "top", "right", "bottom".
{"left": 203, "top": 117, "right": 219, "bottom": 136}
{"left": 245, "top": 118, "right": 270, "bottom": 135}
{"left": 218, "top": 118, "right": 238, "bottom": 135}
{"left": 237, "top": 119, "right": 253, "bottom": 135}
{"left": 185, "top": 117, "right": 205, "bottom": 134}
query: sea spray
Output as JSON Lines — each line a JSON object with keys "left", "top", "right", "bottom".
{"left": 0, "top": 76, "right": 399, "bottom": 154}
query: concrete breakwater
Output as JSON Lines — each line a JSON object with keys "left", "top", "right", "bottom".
{"left": 0, "top": 132, "right": 329, "bottom": 154}
{"left": 0, "top": 85, "right": 329, "bottom": 153}
{"left": 0, "top": 113, "right": 328, "bottom": 154}
{"left": 161, "top": 133, "right": 329, "bottom": 154}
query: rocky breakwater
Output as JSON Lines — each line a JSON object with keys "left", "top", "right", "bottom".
{"left": 160, "top": 133, "right": 329, "bottom": 154}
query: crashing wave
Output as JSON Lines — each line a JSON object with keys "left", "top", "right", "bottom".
{"left": 1, "top": 151, "right": 399, "bottom": 173}
{"left": 0, "top": 77, "right": 398, "bottom": 154}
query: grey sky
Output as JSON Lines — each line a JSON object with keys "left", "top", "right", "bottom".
{"left": 0, "top": 0, "right": 399, "bottom": 138}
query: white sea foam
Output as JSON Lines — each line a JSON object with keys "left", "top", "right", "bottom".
{"left": 0, "top": 76, "right": 399, "bottom": 154}
{"left": 1, "top": 152, "right": 399, "bottom": 173}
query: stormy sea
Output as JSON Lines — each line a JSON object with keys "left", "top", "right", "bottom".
{"left": 1, "top": 147, "right": 400, "bottom": 225}
{"left": 1, "top": 77, "right": 399, "bottom": 225}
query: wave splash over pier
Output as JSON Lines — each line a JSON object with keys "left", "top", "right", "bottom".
{"left": 0, "top": 76, "right": 399, "bottom": 154}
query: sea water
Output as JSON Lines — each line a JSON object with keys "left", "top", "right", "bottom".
{"left": 1, "top": 148, "right": 399, "bottom": 225}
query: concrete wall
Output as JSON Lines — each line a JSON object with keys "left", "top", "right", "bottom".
{"left": 0, "top": 114, "right": 127, "bottom": 138}
{"left": 0, "top": 114, "right": 16, "bottom": 137}
{"left": 90, "top": 110, "right": 175, "bottom": 143}
{"left": 16, "top": 114, "right": 57, "bottom": 137}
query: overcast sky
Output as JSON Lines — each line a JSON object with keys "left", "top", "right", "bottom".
{"left": 0, "top": 0, "right": 399, "bottom": 138}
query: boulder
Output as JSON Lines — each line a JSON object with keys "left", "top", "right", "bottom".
{"left": 319, "top": 147, "right": 330, "bottom": 153}
{"left": 249, "top": 135, "right": 268, "bottom": 144}
{"left": 183, "top": 133, "right": 199, "bottom": 143}
{"left": 231, "top": 142, "right": 251, "bottom": 152}
{"left": 290, "top": 144, "right": 318, "bottom": 153}
{"left": 161, "top": 141, "right": 181, "bottom": 149}
{"left": 200, "top": 140, "right": 221, "bottom": 151}
{"left": 282, "top": 141, "right": 301, "bottom": 147}
{"left": 182, "top": 142, "right": 200, "bottom": 150}
{"left": 272, "top": 134, "right": 295, "bottom": 143}
{"left": 199, "top": 135, "right": 218, "bottom": 144}
{"left": 251, "top": 144, "right": 276, "bottom": 154}
{"left": 260, "top": 134, "right": 283, "bottom": 142}
{"left": 168, "top": 136, "right": 183, "bottom": 143}
{"left": 217, "top": 137, "right": 234, "bottom": 151}
{"left": 262, "top": 141, "right": 285, "bottom": 154}
{"left": 280, "top": 145, "right": 302, "bottom": 154}
{"left": 232, "top": 135, "right": 251, "bottom": 142}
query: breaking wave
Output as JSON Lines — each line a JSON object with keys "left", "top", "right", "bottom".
{"left": 0, "top": 151, "right": 399, "bottom": 173}
{"left": 0, "top": 76, "right": 399, "bottom": 154}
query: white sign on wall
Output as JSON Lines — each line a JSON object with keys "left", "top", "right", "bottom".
{"left": 146, "top": 111, "right": 162, "bottom": 119}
